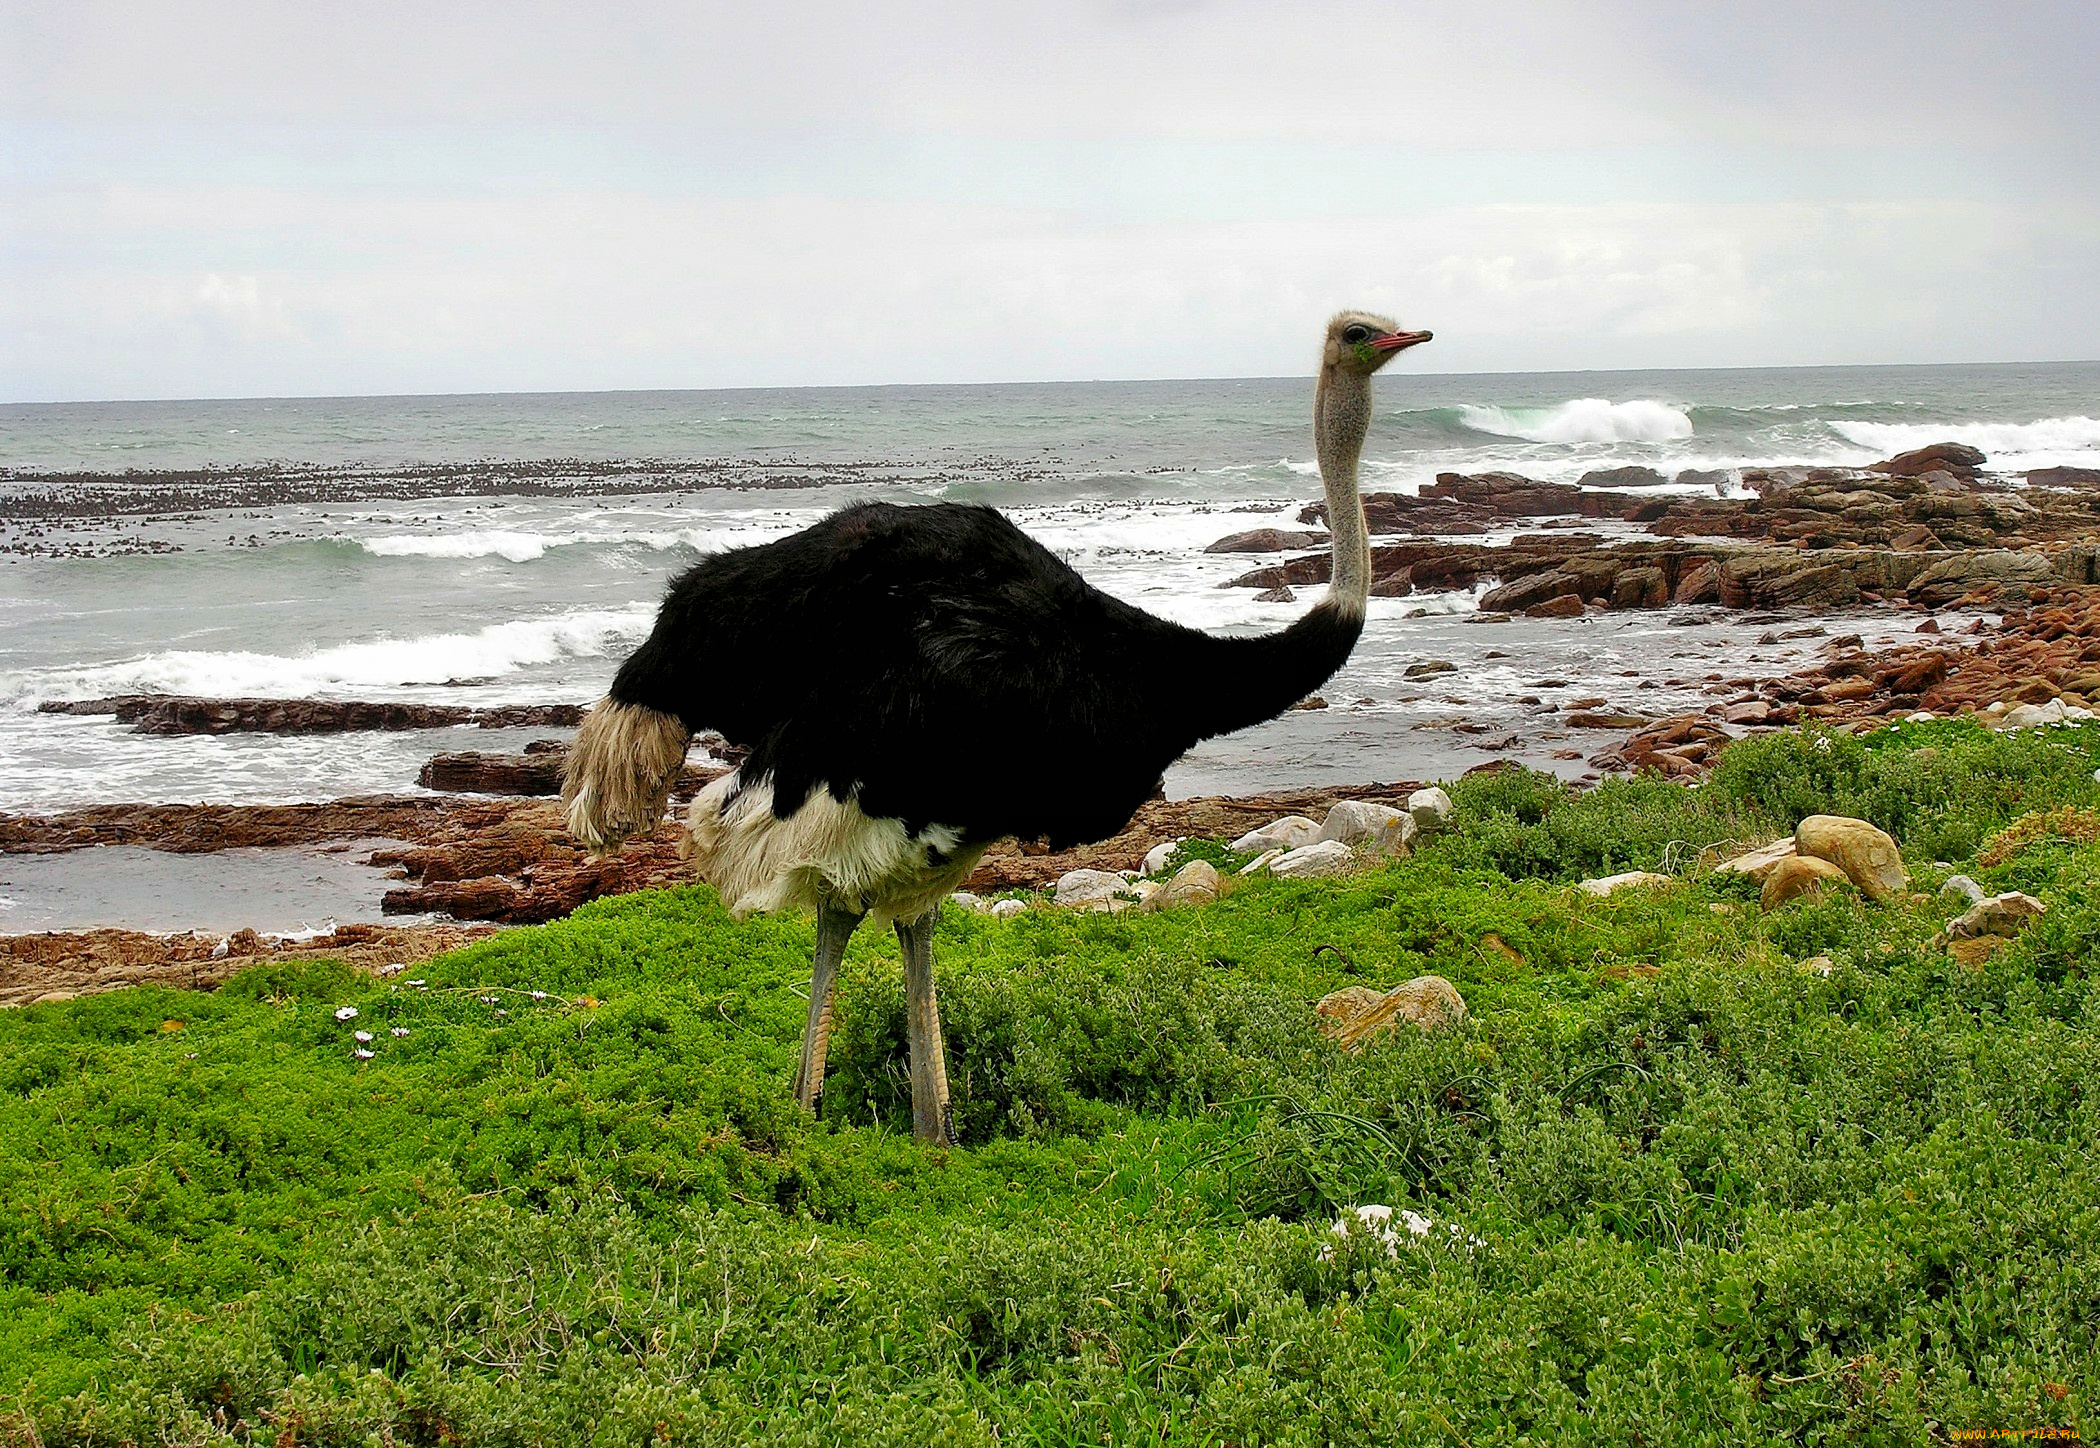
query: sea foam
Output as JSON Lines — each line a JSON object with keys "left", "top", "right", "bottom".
{"left": 11, "top": 606, "right": 655, "bottom": 703}
{"left": 1829, "top": 415, "right": 2100, "bottom": 465}
{"left": 1459, "top": 399, "right": 1694, "bottom": 445}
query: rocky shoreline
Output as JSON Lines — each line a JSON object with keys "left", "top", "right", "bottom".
{"left": 9, "top": 438, "right": 2099, "bottom": 1002}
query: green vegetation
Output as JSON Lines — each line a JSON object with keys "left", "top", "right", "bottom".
{"left": 3, "top": 720, "right": 2097, "bottom": 1445}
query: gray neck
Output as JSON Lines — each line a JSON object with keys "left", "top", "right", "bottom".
{"left": 1313, "top": 365, "right": 1372, "bottom": 618}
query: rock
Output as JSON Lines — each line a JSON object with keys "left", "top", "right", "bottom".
{"left": 1947, "top": 936, "right": 2005, "bottom": 968}
{"left": 36, "top": 695, "right": 590, "bottom": 736}
{"left": 1761, "top": 855, "right": 1853, "bottom": 909}
{"left": 1319, "top": 975, "right": 1468, "bottom": 1050}
{"left": 1406, "top": 786, "right": 1454, "bottom": 835}
{"left": 1565, "top": 711, "right": 1648, "bottom": 729}
{"left": 1268, "top": 840, "right": 1358, "bottom": 879}
{"left": 1940, "top": 873, "right": 1987, "bottom": 904}
{"left": 1795, "top": 815, "right": 1907, "bottom": 901}
{"left": 1525, "top": 593, "right": 1586, "bottom": 619}
{"left": 1872, "top": 442, "right": 1987, "bottom": 477}
{"left": 1053, "top": 868, "right": 1138, "bottom": 910}
{"left": 1577, "top": 870, "right": 1672, "bottom": 896}
{"left": 1254, "top": 585, "right": 1297, "bottom": 603}
{"left": 1993, "top": 699, "right": 2096, "bottom": 729}
{"left": 1479, "top": 569, "right": 1578, "bottom": 613}
{"left": 1229, "top": 815, "right": 1322, "bottom": 853}
{"left": 1237, "top": 848, "right": 1285, "bottom": 875}
{"left": 417, "top": 750, "right": 567, "bottom": 796}
{"left": 1205, "top": 527, "right": 1330, "bottom": 553}
{"left": 1905, "top": 549, "right": 2056, "bottom": 607}
{"left": 2026, "top": 465, "right": 2100, "bottom": 489}
{"left": 1672, "top": 560, "right": 1721, "bottom": 605}
{"left": 1714, "top": 838, "right": 1798, "bottom": 882}
{"left": 988, "top": 898, "right": 1027, "bottom": 919}
{"left": 949, "top": 891, "right": 986, "bottom": 912}
{"left": 1943, "top": 891, "right": 2046, "bottom": 941}
{"left": 1404, "top": 660, "right": 1458, "bottom": 679}
{"left": 1142, "top": 840, "right": 1181, "bottom": 876}
{"left": 1609, "top": 566, "right": 1668, "bottom": 609}
{"left": 1317, "top": 800, "right": 1416, "bottom": 855}
{"left": 1577, "top": 465, "right": 1669, "bottom": 490}
{"left": 1151, "top": 858, "right": 1221, "bottom": 909}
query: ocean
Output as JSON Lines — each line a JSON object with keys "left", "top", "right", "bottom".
{"left": 3, "top": 361, "right": 2097, "bottom": 824}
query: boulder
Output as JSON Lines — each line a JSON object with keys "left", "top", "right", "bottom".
{"left": 1672, "top": 559, "right": 1721, "bottom": 605}
{"left": 1577, "top": 870, "right": 1672, "bottom": 896}
{"left": 1609, "top": 566, "right": 1669, "bottom": 609}
{"left": 1053, "top": 868, "right": 1137, "bottom": 911}
{"left": 1319, "top": 975, "right": 1468, "bottom": 1050}
{"left": 1713, "top": 838, "right": 1798, "bottom": 882}
{"left": 1205, "top": 527, "right": 1330, "bottom": 553}
{"left": 1939, "top": 874, "right": 1987, "bottom": 904}
{"left": 1237, "top": 847, "right": 1286, "bottom": 875}
{"left": 417, "top": 751, "right": 565, "bottom": 796}
{"left": 1795, "top": 815, "right": 1906, "bottom": 901}
{"left": 1141, "top": 839, "right": 1181, "bottom": 875}
{"left": 988, "top": 899, "right": 1027, "bottom": 920}
{"left": 1229, "top": 815, "right": 1321, "bottom": 853}
{"left": 1268, "top": 840, "right": 1358, "bottom": 878}
{"left": 1872, "top": 442, "right": 1987, "bottom": 477}
{"left": 1943, "top": 891, "right": 2046, "bottom": 941}
{"left": 1525, "top": 593, "right": 1587, "bottom": 619}
{"left": 1150, "top": 858, "right": 1221, "bottom": 909}
{"left": 1404, "top": 660, "right": 1458, "bottom": 679}
{"left": 1318, "top": 800, "right": 1416, "bottom": 855}
{"left": 1577, "top": 465, "right": 1669, "bottom": 490}
{"left": 1760, "top": 854, "right": 1852, "bottom": 909}
{"left": 1406, "top": 786, "right": 1454, "bottom": 835}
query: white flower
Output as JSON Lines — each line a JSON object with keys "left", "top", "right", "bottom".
{"left": 353, "top": 1030, "right": 373, "bottom": 1044}
{"left": 390, "top": 1027, "right": 411, "bottom": 1038}
{"left": 529, "top": 990, "right": 548, "bottom": 1000}
{"left": 353, "top": 1048, "right": 375, "bottom": 1060}
{"left": 479, "top": 995, "right": 499, "bottom": 1005}
{"left": 334, "top": 1006, "right": 359, "bottom": 1022}
{"left": 495, "top": 1009, "right": 508, "bottom": 1018}
{"left": 376, "top": 963, "right": 406, "bottom": 977}
{"left": 407, "top": 979, "right": 426, "bottom": 988}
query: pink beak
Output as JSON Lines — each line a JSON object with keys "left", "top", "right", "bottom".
{"left": 1370, "top": 329, "right": 1434, "bottom": 353}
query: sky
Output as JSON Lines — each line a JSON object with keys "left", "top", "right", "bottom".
{"left": 3, "top": 0, "right": 2097, "bottom": 401}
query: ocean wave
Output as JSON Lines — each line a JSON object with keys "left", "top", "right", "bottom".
{"left": 1829, "top": 415, "right": 2100, "bottom": 461}
{"left": 1458, "top": 399, "right": 1693, "bottom": 445}
{"left": 7, "top": 606, "right": 655, "bottom": 703}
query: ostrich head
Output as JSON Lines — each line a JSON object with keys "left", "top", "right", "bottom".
{"left": 1322, "top": 311, "right": 1434, "bottom": 376}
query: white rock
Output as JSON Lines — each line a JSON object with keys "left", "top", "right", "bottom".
{"left": 1996, "top": 701, "right": 2065, "bottom": 730}
{"left": 1237, "top": 848, "right": 1284, "bottom": 876}
{"left": 1577, "top": 870, "right": 1673, "bottom": 896}
{"left": 1939, "top": 874, "right": 1987, "bottom": 904}
{"left": 1713, "top": 839, "right": 1797, "bottom": 882}
{"left": 988, "top": 899, "right": 1027, "bottom": 919}
{"left": 1406, "top": 786, "right": 1454, "bottom": 834}
{"left": 1269, "top": 840, "right": 1357, "bottom": 879}
{"left": 949, "top": 891, "right": 985, "bottom": 913}
{"left": 1318, "top": 800, "right": 1416, "bottom": 856}
{"left": 1142, "top": 839, "right": 1182, "bottom": 876}
{"left": 1229, "top": 815, "right": 1321, "bottom": 853}
{"left": 1053, "top": 868, "right": 1137, "bottom": 910}
{"left": 1944, "top": 891, "right": 2047, "bottom": 940}
{"left": 1906, "top": 711, "right": 1937, "bottom": 723}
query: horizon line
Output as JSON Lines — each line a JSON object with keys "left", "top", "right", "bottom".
{"left": 6, "top": 355, "right": 2099, "bottom": 410}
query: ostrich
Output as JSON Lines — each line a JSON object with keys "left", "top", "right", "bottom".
{"left": 563, "top": 311, "right": 1431, "bottom": 1144}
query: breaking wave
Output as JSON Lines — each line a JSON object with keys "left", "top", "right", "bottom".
{"left": 1829, "top": 415, "right": 2100, "bottom": 462}
{"left": 1458, "top": 399, "right": 1693, "bottom": 445}
{"left": 9, "top": 606, "right": 655, "bottom": 703}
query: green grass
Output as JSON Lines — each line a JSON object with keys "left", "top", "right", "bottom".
{"left": 3, "top": 721, "right": 2098, "bottom": 1445}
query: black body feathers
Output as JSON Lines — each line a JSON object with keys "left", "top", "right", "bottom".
{"left": 612, "top": 502, "right": 1361, "bottom": 849}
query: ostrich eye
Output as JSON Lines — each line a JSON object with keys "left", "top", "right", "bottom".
{"left": 1341, "top": 325, "right": 1370, "bottom": 345}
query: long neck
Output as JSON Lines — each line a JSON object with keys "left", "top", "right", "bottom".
{"left": 1313, "top": 363, "right": 1373, "bottom": 618}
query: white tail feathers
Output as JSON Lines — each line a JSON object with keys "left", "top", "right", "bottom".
{"left": 560, "top": 697, "right": 691, "bottom": 853}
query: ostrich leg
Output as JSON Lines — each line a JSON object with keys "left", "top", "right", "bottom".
{"left": 792, "top": 902, "right": 864, "bottom": 1110}
{"left": 894, "top": 907, "right": 956, "bottom": 1145}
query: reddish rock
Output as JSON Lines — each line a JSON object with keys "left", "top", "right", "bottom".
{"left": 1524, "top": 593, "right": 1586, "bottom": 619}
{"left": 39, "top": 696, "right": 586, "bottom": 735}
{"left": 1871, "top": 442, "right": 1987, "bottom": 478}
{"left": 1205, "top": 527, "right": 1330, "bottom": 553}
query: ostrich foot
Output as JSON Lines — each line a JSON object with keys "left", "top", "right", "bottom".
{"left": 895, "top": 907, "right": 955, "bottom": 1145}
{"left": 792, "top": 902, "right": 863, "bottom": 1111}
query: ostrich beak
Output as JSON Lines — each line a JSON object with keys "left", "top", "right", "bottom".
{"left": 1371, "top": 329, "right": 1433, "bottom": 353}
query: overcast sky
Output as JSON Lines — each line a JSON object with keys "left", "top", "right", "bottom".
{"left": 3, "top": 0, "right": 2096, "bottom": 401}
